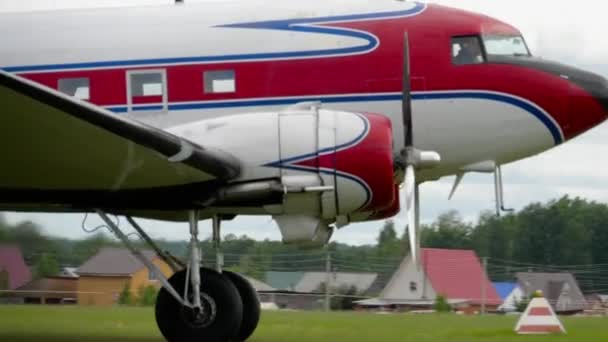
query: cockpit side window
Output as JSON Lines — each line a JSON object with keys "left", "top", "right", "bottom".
{"left": 482, "top": 35, "right": 531, "bottom": 57}
{"left": 451, "top": 36, "right": 485, "bottom": 65}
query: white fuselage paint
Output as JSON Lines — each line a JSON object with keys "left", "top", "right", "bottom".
{"left": 0, "top": 0, "right": 558, "bottom": 184}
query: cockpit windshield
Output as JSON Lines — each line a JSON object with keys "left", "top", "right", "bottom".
{"left": 483, "top": 35, "right": 530, "bottom": 57}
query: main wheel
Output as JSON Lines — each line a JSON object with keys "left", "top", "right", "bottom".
{"left": 155, "top": 268, "right": 243, "bottom": 342}
{"left": 223, "top": 271, "right": 261, "bottom": 341}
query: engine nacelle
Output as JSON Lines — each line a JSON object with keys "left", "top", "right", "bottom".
{"left": 274, "top": 215, "right": 333, "bottom": 247}
{"left": 169, "top": 103, "right": 398, "bottom": 245}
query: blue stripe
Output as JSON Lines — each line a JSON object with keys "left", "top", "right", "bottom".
{"left": 263, "top": 112, "right": 372, "bottom": 209}
{"left": 221, "top": 4, "right": 426, "bottom": 29}
{"left": 2, "top": 3, "right": 426, "bottom": 73}
{"left": 105, "top": 91, "right": 562, "bottom": 145}
{"left": 106, "top": 95, "right": 399, "bottom": 113}
{"left": 265, "top": 112, "right": 369, "bottom": 167}
{"left": 132, "top": 105, "right": 164, "bottom": 112}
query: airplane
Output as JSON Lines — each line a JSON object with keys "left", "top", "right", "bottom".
{"left": 1, "top": 0, "right": 607, "bottom": 341}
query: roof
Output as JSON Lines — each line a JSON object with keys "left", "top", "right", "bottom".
{"left": 77, "top": 247, "right": 158, "bottom": 276}
{"left": 294, "top": 272, "right": 378, "bottom": 293}
{"left": 265, "top": 271, "right": 304, "bottom": 291}
{"left": 12, "top": 277, "right": 77, "bottom": 298}
{"left": 516, "top": 272, "right": 587, "bottom": 312}
{"left": 243, "top": 275, "right": 275, "bottom": 292}
{"left": 420, "top": 248, "right": 501, "bottom": 305}
{"left": 494, "top": 282, "right": 518, "bottom": 300}
{"left": 0, "top": 244, "right": 32, "bottom": 289}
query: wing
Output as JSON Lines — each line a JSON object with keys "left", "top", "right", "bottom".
{"left": 0, "top": 70, "right": 240, "bottom": 212}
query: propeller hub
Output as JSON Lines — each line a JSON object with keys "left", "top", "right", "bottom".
{"left": 401, "top": 147, "right": 441, "bottom": 169}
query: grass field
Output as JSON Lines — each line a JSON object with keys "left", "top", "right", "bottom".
{"left": 0, "top": 305, "right": 606, "bottom": 342}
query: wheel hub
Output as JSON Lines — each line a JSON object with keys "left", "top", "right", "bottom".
{"left": 181, "top": 292, "right": 217, "bottom": 328}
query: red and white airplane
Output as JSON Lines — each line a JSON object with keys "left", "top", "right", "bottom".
{"left": 1, "top": 1, "right": 606, "bottom": 341}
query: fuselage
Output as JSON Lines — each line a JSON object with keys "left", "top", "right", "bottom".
{"left": 1, "top": 1, "right": 607, "bottom": 184}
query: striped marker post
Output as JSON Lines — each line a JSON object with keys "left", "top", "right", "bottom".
{"left": 515, "top": 297, "right": 566, "bottom": 334}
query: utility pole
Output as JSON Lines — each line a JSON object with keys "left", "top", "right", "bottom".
{"left": 481, "top": 257, "right": 488, "bottom": 315}
{"left": 325, "top": 250, "right": 331, "bottom": 312}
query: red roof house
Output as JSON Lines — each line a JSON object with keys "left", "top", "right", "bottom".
{"left": 0, "top": 245, "right": 32, "bottom": 290}
{"left": 356, "top": 248, "right": 501, "bottom": 313}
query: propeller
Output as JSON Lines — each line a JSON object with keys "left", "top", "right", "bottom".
{"left": 398, "top": 32, "right": 440, "bottom": 265}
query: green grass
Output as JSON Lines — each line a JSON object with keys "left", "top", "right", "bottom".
{"left": 0, "top": 305, "right": 606, "bottom": 342}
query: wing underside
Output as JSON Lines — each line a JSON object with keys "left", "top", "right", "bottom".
{"left": 0, "top": 71, "right": 240, "bottom": 214}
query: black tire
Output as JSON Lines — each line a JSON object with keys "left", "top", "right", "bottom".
{"left": 223, "top": 271, "right": 261, "bottom": 341}
{"left": 155, "top": 268, "right": 243, "bottom": 342}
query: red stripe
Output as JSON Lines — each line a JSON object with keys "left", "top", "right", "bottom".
{"left": 528, "top": 307, "right": 552, "bottom": 316}
{"left": 518, "top": 325, "right": 563, "bottom": 333}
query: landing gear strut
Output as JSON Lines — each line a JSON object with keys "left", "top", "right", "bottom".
{"left": 95, "top": 210, "right": 260, "bottom": 342}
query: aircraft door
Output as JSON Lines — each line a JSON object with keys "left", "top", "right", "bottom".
{"left": 126, "top": 69, "right": 168, "bottom": 116}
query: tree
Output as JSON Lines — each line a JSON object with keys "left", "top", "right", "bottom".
{"left": 0, "top": 268, "right": 9, "bottom": 290}
{"left": 118, "top": 282, "right": 133, "bottom": 305}
{"left": 377, "top": 220, "right": 402, "bottom": 258}
{"left": 33, "top": 253, "right": 59, "bottom": 279}
{"left": 137, "top": 285, "right": 158, "bottom": 306}
{"left": 314, "top": 282, "right": 362, "bottom": 311}
{"left": 422, "top": 211, "right": 472, "bottom": 250}
{"left": 514, "top": 296, "right": 529, "bottom": 312}
{"left": 434, "top": 294, "right": 451, "bottom": 313}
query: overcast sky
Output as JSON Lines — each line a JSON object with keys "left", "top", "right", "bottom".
{"left": 2, "top": 0, "right": 608, "bottom": 245}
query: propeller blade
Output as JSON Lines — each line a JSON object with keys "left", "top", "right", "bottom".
{"left": 404, "top": 164, "right": 418, "bottom": 264}
{"left": 402, "top": 31, "right": 413, "bottom": 148}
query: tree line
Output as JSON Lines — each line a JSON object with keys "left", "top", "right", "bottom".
{"left": 1, "top": 196, "right": 608, "bottom": 292}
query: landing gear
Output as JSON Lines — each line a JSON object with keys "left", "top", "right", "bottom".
{"left": 224, "top": 271, "right": 261, "bottom": 342}
{"left": 155, "top": 268, "right": 243, "bottom": 342}
{"left": 95, "top": 210, "right": 261, "bottom": 342}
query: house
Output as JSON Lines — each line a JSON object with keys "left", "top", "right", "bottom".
{"left": 244, "top": 275, "right": 275, "bottom": 292}
{"left": 265, "top": 271, "right": 304, "bottom": 291}
{"left": 262, "top": 271, "right": 377, "bottom": 310}
{"left": 0, "top": 245, "right": 32, "bottom": 290}
{"left": 295, "top": 272, "right": 378, "bottom": 294}
{"left": 77, "top": 247, "right": 173, "bottom": 306}
{"left": 10, "top": 276, "right": 77, "bottom": 304}
{"left": 516, "top": 272, "right": 587, "bottom": 314}
{"left": 356, "top": 248, "right": 502, "bottom": 314}
{"left": 493, "top": 282, "right": 524, "bottom": 312}
{"left": 586, "top": 294, "right": 608, "bottom": 314}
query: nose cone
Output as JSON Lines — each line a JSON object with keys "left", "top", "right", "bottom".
{"left": 567, "top": 69, "right": 608, "bottom": 137}
{"left": 489, "top": 56, "right": 608, "bottom": 138}
{"left": 593, "top": 76, "right": 608, "bottom": 112}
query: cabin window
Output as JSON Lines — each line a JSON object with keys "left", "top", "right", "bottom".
{"left": 451, "top": 36, "right": 485, "bottom": 65}
{"left": 148, "top": 269, "right": 157, "bottom": 281}
{"left": 58, "top": 77, "right": 90, "bottom": 100}
{"left": 204, "top": 70, "right": 236, "bottom": 93}
{"left": 130, "top": 73, "right": 164, "bottom": 97}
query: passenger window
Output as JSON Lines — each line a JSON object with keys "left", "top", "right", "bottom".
{"left": 204, "top": 70, "right": 236, "bottom": 93}
{"left": 451, "top": 36, "right": 485, "bottom": 65}
{"left": 58, "top": 78, "right": 90, "bottom": 100}
{"left": 130, "top": 73, "right": 164, "bottom": 96}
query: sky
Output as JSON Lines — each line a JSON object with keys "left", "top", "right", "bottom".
{"left": 2, "top": 0, "right": 608, "bottom": 245}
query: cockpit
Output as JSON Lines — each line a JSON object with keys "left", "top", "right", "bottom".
{"left": 451, "top": 34, "right": 531, "bottom": 65}
{"left": 483, "top": 35, "right": 530, "bottom": 57}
